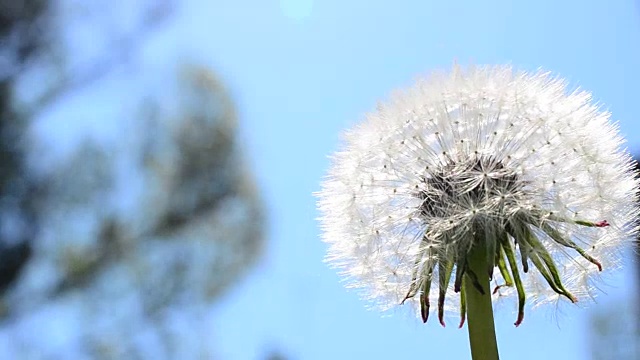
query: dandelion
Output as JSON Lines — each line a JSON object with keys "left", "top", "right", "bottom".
{"left": 316, "top": 65, "right": 639, "bottom": 359}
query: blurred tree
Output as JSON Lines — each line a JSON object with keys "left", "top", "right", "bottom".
{"left": 0, "top": 0, "right": 51, "bottom": 296}
{"left": 0, "top": 0, "right": 264, "bottom": 358}
{"left": 590, "top": 300, "right": 639, "bottom": 360}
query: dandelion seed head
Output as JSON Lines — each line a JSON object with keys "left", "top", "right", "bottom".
{"left": 316, "top": 65, "right": 639, "bottom": 323}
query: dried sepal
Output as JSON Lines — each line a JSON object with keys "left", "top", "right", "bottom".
{"left": 499, "top": 232, "right": 526, "bottom": 327}
{"left": 459, "top": 280, "right": 467, "bottom": 328}
{"left": 540, "top": 223, "right": 603, "bottom": 272}
{"left": 437, "top": 257, "right": 454, "bottom": 327}
{"left": 493, "top": 243, "right": 514, "bottom": 294}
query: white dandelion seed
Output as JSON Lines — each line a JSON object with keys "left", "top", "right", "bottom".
{"left": 316, "top": 65, "right": 639, "bottom": 327}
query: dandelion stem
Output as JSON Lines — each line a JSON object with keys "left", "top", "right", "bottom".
{"left": 465, "top": 241, "right": 500, "bottom": 360}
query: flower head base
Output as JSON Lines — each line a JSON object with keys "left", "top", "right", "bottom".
{"left": 317, "top": 65, "right": 639, "bottom": 327}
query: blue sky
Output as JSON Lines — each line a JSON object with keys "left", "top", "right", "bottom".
{"left": 162, "top": 0, "right": 640, "bottom": 358}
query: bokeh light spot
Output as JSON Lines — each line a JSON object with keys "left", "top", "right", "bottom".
{"left": 280, "top": 0, "right": 313, "bottom": 21}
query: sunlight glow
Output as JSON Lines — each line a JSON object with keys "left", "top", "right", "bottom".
{"left": 280, "top": 0, "right": 313, "bottom": 21}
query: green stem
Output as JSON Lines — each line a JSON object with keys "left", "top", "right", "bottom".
{"left": 464, "top": 242, "right": 500, "bottom": 360}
